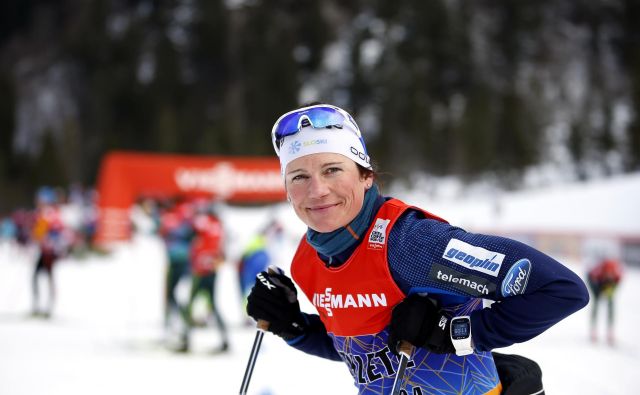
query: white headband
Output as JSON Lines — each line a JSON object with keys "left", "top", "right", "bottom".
{"left": 278, "top": 124, "right": 371, "bottom": 174}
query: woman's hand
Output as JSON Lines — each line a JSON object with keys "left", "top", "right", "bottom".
{"left": 387, "top": 294, "right": 456, "bottom": 354}
{"left": 246, "top": 267, "right": 306, "bottom": 341}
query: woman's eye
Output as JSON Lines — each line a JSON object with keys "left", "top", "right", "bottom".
{"left": 291, "top": 174, "right": 308, "bottom": 182}
{"left": 325, "top": 167, "right": 341, "bottom": 175}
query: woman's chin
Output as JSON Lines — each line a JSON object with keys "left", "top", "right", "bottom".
{"left": 307, "top": 221, "right": 341, "bottom": 233}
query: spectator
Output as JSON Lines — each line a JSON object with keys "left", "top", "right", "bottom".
{"left": 31, "top": 187, "right": 72, "bottom": 318}
{"left": 587, "top": 255, "right": 623, "bottom": 345}
{"left": 182, "top": 205, "right": 230, "bottom": 353}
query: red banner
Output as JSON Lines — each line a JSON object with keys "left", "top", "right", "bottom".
{"left": 95, "top": 151, "right": 285, "bottom": 244}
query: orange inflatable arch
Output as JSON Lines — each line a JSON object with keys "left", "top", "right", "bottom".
{"left": 95, "top": 151, "right": 285, "bottom": 244}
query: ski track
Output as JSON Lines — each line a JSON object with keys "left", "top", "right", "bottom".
{"left": 1, "top": 194, "right": 639, "bottom": 394}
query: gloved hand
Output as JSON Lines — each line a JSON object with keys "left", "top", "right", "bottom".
{"left": 246, "top": 267, "right": 306, "bottom": 341}
{"left": 387, "top": 294, "right": 455, "bottom": 355}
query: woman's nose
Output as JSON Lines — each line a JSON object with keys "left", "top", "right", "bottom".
{"left": 307, "top": 176, "right": 330, "bottom": 199}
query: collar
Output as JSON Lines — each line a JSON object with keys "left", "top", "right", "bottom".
{"left": 306, "top": 184, "right": 382, "bottom": 263}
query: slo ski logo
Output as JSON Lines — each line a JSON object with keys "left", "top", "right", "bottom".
{"left": 312, "top": 287, "right": 387, "bottom": 317}
{"left": 368, "top": 218, "right": 390, "bottom": 249}
{"left": 501, "top": 258, "right": 532, "bottom": 297}
{"left": 302, "top": 138, "right": 328, "bottom": 147}
{"left": 442, "top": 239, "right": 504, "bottom": 277}
{"left": 288, "top": 140, "right": 301, "bottom": 154}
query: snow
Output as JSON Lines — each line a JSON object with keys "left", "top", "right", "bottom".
{"left": 1, "top": 174, "right": 639, "bottom": 395}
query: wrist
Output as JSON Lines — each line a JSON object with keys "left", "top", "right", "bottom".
{"left": 450, "top": 315, "right": 473, "bottom": 356}
{"left": 277, "top": 312, "right": 307, "bottom": 341}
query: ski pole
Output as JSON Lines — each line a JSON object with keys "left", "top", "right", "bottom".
{"left": 239, "top": 266, "right": 283, "bottom": 394}
{"left": 391, "top": 341, "right": 413, "bottom": 395}
{"left": 239, "top": 319, "right": 269, "bottom": 395}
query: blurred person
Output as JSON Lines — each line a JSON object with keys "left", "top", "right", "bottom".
{"left": 180, "top": 203, "right": 229, "bottom": 353}
{"left": 80, "top": 188, "right": 100, "bottom": 253}
{"left": 245, "top": 103, "right": 589, "bottom": 394}
{"left": 0, "top": 215, "right": 17, "bottom": 240}
{"left": 159, "top": 198, "right": 196, "bottom": 329}
{"left": 0, "top": 215, "right": 18, "bottom": 252}
{"left": 237, "top": 219, "right": 285, "bottom": 312}
{"left": 68, "top": 185, "right": 100, "bottom": 254}
{"left": 0, "top": 214, "right": 26, "bottom": 264}
{"left": 12, "top": 208, "right": 35, "bottom": 246}
{"left": 587, "top": 255, "right": 623, "bottom": 345}
{"left": 31, "top": 187, "right": 73, "bottom": 318}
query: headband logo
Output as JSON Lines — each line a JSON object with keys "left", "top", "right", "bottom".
{"left": 350, "top": 146, "right": 370, "bottom": 165}
{"left": 288, "top": 140, "right": 301, "bottom": 155}
{"left": 302, "top": 139, "right": 328, "bottom": 147}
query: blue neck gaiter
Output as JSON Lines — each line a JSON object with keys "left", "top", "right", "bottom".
{"left": 306, "top": 184, "right": 380, "bottom": 258}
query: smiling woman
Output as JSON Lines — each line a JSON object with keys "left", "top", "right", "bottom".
{"left": 244, "top": 103, "right": 589, "bottom": 395}
{"left": 284, "top": 153, "right": 372, "bottom": 233}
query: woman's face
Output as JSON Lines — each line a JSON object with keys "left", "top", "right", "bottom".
{"left": 285, "top": 153, "right": 372, "bottom": 233}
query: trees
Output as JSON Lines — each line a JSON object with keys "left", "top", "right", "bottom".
{"left": 0, "top": 0, "right": 638, "bottom": 210}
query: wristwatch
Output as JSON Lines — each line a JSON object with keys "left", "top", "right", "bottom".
{"left": 450, "top": 316, "right": 473, "bottom": 356}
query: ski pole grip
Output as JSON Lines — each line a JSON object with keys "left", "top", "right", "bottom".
{"left": 398, "top": 340, "right": 412, "bottom": 358}
{"left": 267, "top": 265, "right": 283, "bottom": 276}
{"left": 257, "top": 266, "right": 282, "bottom": 332}
{"left": 257, "top": 319, "right": 269, "bottom": 331}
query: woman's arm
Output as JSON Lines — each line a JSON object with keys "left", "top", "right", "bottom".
{"left": 285, "top": 313, "right": 343, "bottom": 361}
{"left": 388, "top": 210, "right": 589, "bottom": 351}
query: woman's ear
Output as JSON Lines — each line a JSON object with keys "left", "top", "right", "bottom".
{"left": 365, "top": 173, "right": 374, "bottom": 189}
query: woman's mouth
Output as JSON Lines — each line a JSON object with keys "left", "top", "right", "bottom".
{"left": 307, "top": 203, "right": 339, "bottom": 213}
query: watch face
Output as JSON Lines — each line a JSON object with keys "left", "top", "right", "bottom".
{"left": 451, "top": 318, "right": 471, "bottom": 340}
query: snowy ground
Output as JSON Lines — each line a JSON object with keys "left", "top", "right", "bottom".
{"left": 1, "top": 175, "right": 639, "bottom": 395}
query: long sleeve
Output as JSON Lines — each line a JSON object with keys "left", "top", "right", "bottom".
{"left": 285, "top": 313, "right": 342, "bottom": 361}
{"left": 387, "top": 209, "right": 589, "bottom": 351}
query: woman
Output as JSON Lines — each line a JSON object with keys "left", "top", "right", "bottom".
{"left": 587, "top": 255, "right": 623, "bottom": 345}
{"left": 246, "top": 104, "right": 589, "bottom": 394}
{"left": 185, "top": 208, "right": 229, "bottom": 353}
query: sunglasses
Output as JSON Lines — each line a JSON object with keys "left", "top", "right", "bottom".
{"left": 271, "top": 104, "right": 362, "bottom": 155}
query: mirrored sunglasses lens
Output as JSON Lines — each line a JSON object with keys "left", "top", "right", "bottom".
{"left": 275, "top": 112, "right": 305, "bottom": 138}
{"left": 274, "top": 107, "right": 345, "bottom": 138}
{"left": 306, "top": 108, "right": 344, "bottom": 129}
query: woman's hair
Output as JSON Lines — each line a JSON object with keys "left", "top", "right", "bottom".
{"left": 292, "top": 101, "right": 382, "bottom": 185}
{"left": 357, "top": 164, "right": 375, "bottom": 180}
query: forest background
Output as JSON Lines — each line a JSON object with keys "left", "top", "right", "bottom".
{"left": 1, "top": 0, "right": 639, "bottom": 211}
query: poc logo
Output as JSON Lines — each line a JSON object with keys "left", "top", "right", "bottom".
{"left": 501, "top": 258, "right": 532, "bottom": 297}
{"left": 350, "top": 146, "right": 371, "bottom": 165}
{"left": 442, "top": 239, "right": 504, "bottom": 277}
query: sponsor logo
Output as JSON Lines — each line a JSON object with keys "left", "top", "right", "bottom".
{"left": 438, "top": 316, "right": 448, "bottom": 330}
{"left": 337, "top": 345, "right": 415, "bottom": 385}
{"left": 501, "top": 258, "right": 532, "bottom": 297}
{"left": 367, "top": 218, "right": 390, "bottom": 249}
{"left": 312, "top": 287, "right": 387, "bottom": 317}
{"left": 288, "top": 140, "right": 301, "bottom": 154}
{"left": 429, "top": 263, "right": 497, "bottom": 297}
{"left": 174, "top": 162, "right": 284, "bottom": 198}
{"left": 349, "top": 146, "right": 371, "bottom": 165}
{"left": 442, "top": 239, "right": 504, "bottom": 277}
{"left": 289, "top": 139, "right": 328, "bottom": 155}
{"left": 256, "top": 272, "right": 275, "bottom": 290}
{"left": 302, "top": 138, "right": 328, "bottom": 147}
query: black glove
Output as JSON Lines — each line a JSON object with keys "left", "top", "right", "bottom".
{"left": 246, "top": 267, "right": 306, "bottom": 341}
{"left": 388, "top": 294, "right": 455, "bottom": 355}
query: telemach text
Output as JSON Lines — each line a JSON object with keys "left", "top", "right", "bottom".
{"left": 436, "top": 270, "right": 490, "bottom": 295}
